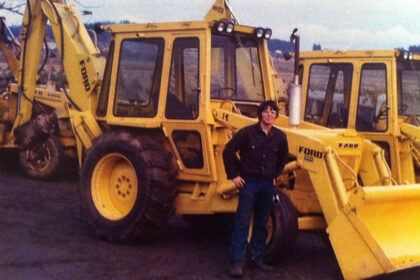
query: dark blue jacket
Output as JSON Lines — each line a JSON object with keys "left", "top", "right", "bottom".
{"left": 223, "top": 123, "right": 289, "bottom": 180}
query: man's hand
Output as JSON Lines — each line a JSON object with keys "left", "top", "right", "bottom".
{"left": 232, "top": 176, "right": 246, "bottom": 188}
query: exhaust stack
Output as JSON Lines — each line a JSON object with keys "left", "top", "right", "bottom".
{"left": 288, "top": 28, "right": 302, "bottom": 127}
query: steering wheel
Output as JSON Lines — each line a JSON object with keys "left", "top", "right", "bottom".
{"left": 220, "top": 99, "right": 241, "bottom": 114}
{"left": 211, "top": 87, "right": 236, "bottom": 99}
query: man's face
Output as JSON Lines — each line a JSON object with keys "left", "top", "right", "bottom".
{"left": 260, "top": 106, "right": 277, "bottom": 126}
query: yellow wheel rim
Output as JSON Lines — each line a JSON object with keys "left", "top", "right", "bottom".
{"left": 91, "top": 153, "right": 138, "bottom": 221}
{"left": 248, "top": 214, "right": 274, "bottom": 245}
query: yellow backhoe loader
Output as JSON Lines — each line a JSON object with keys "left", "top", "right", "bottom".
{"left": 298, "top": 49, "right": 420, "bottom": 184}
{"left": 0, "top": 17, "right": 79, "bottom": 179}
{"left": 10, "top": 1, "right": 420, "bottom": 279}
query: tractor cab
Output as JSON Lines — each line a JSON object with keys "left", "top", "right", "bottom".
{"left": 94, "top": 3, "right": 275, "bottom": 181}
{"left": 299, "top": 49, "right": 420, "bottom": 183}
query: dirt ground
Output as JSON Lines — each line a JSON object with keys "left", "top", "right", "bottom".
{"left": 0, "top": 149, "right": 419, "bottom": 280}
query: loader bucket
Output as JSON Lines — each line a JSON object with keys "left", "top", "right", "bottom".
{"left": 327, "top": 184, "right": 420, "bottom": 280}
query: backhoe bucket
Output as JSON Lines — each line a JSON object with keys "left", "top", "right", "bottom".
{"left": 327, "top": 184, "right": 420, "bottom": 280}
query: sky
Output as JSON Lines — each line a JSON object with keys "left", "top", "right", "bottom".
{"left": 2, "top": 0, "right": 420, "bottom": 50}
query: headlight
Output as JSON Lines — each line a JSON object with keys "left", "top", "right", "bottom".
{"left": 409, "top": 52, "right": 414, "bottom": 60}
{"left": 401, "top": 51, "right": 414, "bottom": 60}
{"left": 225, "top": 22, "right": 234, "bottom": 33}
{"left": 214, "top": 21, "right": 235, "bottom": 34}
{"left": 254, "top": 27, "right": 264, "bottom": 38}
{"left": 264, "top": 28, "right": 272, "bottom": 39}
{"left": 215, "top": 21, "right": 226, "bottom": 33}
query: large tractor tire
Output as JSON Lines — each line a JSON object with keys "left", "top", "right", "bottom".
{"left": 264, "top": 190, "right": 298, "bottom": 264}
{"left": 19, "top": 135, "right": 64, "bottom": 180}
{"left": 80, "top": 130, "right": 177, "bottom": 242}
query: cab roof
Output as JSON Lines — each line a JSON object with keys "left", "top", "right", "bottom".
{"left": 103, "top": 0, "right": 255, "bottom": 36}
{"left": 300, "top": 49, "right": 420, "bottom": 61}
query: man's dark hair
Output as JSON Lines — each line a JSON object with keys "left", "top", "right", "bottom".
{"left": 257, "top": 100, "right": 279, "bottom": 120}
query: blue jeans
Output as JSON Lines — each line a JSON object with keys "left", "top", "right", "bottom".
{"left": 230, "top": 179, "right": 273, "bottom": 266}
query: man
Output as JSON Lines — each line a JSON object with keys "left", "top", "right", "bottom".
{"left": 223, "top": 100, "right": 288, "bottom": 278}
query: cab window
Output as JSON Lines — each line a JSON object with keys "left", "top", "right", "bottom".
{"left": 114, "top": 38, "right": 164, "bottom": 117}
{"left": 398, "top": 61, "right": 420, "bottom": 117}
{"left": 210, "top": 34, "right": 264, "bottom": 102}
{"left": 172, "top": 130, "right": 203, "bottom": 169}
{"left": 165, "top": 38, "right": 199, "bottom": 119}
{"left": 356, "top": 63, "right": 388, "bottom": 132}
{"left": 96, "top": 40, "right": 115, "bottom": 117}
{"left": 305, "top": 63, "right": 353, "bottom": 128}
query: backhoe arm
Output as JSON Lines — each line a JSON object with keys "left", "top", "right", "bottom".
{"left": 10, "top": 0, "right": 104, "bottom": 163}
{"left": 12, "top": 0, "right": 104, "bottom": 134}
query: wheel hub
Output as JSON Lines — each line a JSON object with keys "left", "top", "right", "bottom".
{"left": 92, "top": 153, "right": 138, "bottom": 221}
{"left": 26, "top": 142, "right": 50, "bottom": 171}
{"left": 114, "top": 175, "right": 134, "bottom": 199}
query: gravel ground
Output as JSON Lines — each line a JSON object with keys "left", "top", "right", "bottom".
{"left": 0, "top": 149, "right": 419, "bottom": 280}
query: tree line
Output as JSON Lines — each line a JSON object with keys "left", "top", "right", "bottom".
{"left": 5, "top": 24, "right": 420, "bottom": 55}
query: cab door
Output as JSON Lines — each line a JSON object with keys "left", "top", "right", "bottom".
{"left": 162, "top": 34, "right": 217, "bottom": 182}
{"left": 354, "top": 61, "right": 405, "bottom": 182}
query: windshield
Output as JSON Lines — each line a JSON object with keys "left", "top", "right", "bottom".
{"left": 210, "top": 34, "right": 264, "bottom": 102}
{"left": 398, "top": 61, "right": 420, "bottom": 117}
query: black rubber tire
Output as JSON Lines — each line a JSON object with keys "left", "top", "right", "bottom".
{"left": 19, "top": 135, "right": 64, "bottom": 180}
{"left": 264, "top": 190, "right": 298, "bottom": 264}
{"left": 80, "top": 130, "right": 177, "bottom": 242}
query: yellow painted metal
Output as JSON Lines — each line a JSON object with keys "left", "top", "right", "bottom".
{"left": 213, "top": 107, "right": 420, "bottom": 278}
{"left": 205, "top": 0, "right": 232, "bottom": 22}
{"left": 58, "top": 136, "right": 76, "bottom": 148}
{"left": 91, "top": 153, "right": 138, "bottom": 221}
{"left": 39, "top": 1, "right": 105, "bottom": 105}
{"left": 174, "top": 190, "right": 238, "bottom": 214}
{"left": 105, "top": 21, "right": 209, "bottom": 35}
{"left": 68, "top": 109, "right": 102, "bottom": 150}
{"left": 400, "top": 122, "right": 420, "bottom": 141}
{"left": 359, "top": 140, "right": 393, "bottom": 186}
{"left": 329, "top": 184, "right": 420, "bottom": 280}
{"left": 1, "top": 83, "right": 77, "bottom": 150}
{"left": 0, "top": 87, "right": 18, "bottom": 125}
{"left": 9, "top": 0, "right": 105, "bottom": 160}
{"left": 11, "top": 1, "right": 420, "bottom": 278}
{"left": 400, "top": 122, "right": 420, "bottom": 170}
{"left": 299, "top": 49, "right": 419, "bottom": 184}
{"left": 13, "top": 0, "right": 47, "bottom": 130}
{"left": 297, "top": 216, "right": 327, "bottom": 230}
{"left": 163, "top": 123, "right": 216, "bottom": 181}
